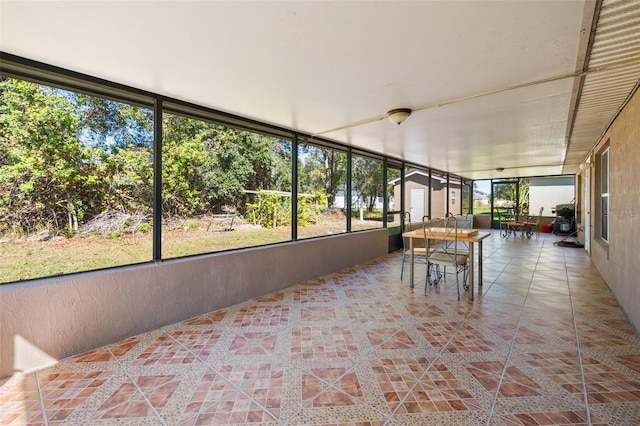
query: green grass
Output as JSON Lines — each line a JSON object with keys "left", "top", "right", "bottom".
{"left": 0, "top": 234, "right": 154, "bottom": 282}
{"left": 0, "top": 229, "right": 289, "bottom": 282}
{"left": 0, "top": 219, "right": 386, "bottom": 283}
{"left": 473, "top": 207, "right": 492, "bottom": 215}
{"left": 162, "top": 227, "right": 291, "bottom": 259}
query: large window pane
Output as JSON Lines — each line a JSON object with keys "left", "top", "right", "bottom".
{"left": 462, "top": 179, "right": 472, "bottom": 215}
{"left": 401, "top": 167, "right": 430, "bottom": 223}
{"left": 518, "top": 178, "right": 530, "bottom": 217}
{"left": 430, "top": 170, "right": 448, "bottom": 219}
{"left": 351, "top": 155, "right": 383, "bottom": 230}
{"left": 0, "top": 77, "right": 153, "bottom": 283}
{"left": 601, "top": 148, "right": 609, "bottom": 242}
{"left": 448, "top": 176, "right": 462, "bottom": 216}
{"left": 492, "top": 179, "right": 518, "bottom": 223}
{"left": 601, "top": 195, "right": 608, "bottom": 241}
{"left": 491, "top": 178, "right": 531, "bottom": 227}
{"left": 386, "top": 165, "right": 402, "bottom": 228}
{"left": 161, "top": 113, "right": 292, "bottom": 258}
{"left": 601, "top": 150, "right": 609, "bottom": 194}
{"left": 473, "top": 180, "right": 491, "bottom": 216}
{"left": 297, "top": 141, "right": 347, "bottom": 238}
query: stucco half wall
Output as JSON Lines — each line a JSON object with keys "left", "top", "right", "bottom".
{"left": 0, "top": 229, "right": 388, "bottom": 379}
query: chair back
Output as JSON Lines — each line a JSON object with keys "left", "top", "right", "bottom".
{"left": 424, "top": 217, "right": 460, "bottom": 262}
{"left": 420, "top": 216, "right": 432, "bottom": 251}
{"left": 402, "top": 212, "right": 411, "bottom": 231}
{"left": 443, "top": 217, "right": 462, "bottom": 261}
{"left": 529, "top": 207, "right": 544, "bottom": 236}
{"left": 401, "top": 212, "right": 412, "bottom": 251}
{"left": 526, "top": 207, "right": 544, "bottom": 224}
{"left": 402, "top": 212, "right": 427, "bottom": 249}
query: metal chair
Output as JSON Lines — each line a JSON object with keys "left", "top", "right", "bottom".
{"left": 424, "top": 217, "right": 469, "bottom": 300}
{"left": 504, "top": 207, "right": 544, "bottom": 239}
{"left": 520, "top": 207, "right": 543, "bottom": 238}
{"left": 499, "top": 206, "right": 527, "bottom": 238}
{"left": 400, "top": 213, "right": 429, "bottom": 283}
{"left": 444, "top": 215, "right": 470, "bottom": 256}
{"left": 497, "top": 208, "right": 513, "bottom": 238}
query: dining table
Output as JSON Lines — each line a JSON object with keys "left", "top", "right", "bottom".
{"left": 402, "top": 228, "right": 491, "bottom": 300}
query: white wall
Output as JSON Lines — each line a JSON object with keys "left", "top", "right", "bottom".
{"left": 529, "top": 176, "right": 575, "bottom": 217}
{"left": 0, "top": 229, "right": 388, "bottom": 378}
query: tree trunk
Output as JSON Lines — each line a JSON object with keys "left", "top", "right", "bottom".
{"left": 67, "top": 192, "right": 78, "bottom": 235}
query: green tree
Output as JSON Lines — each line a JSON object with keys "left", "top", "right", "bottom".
{"left": 241, "top": 134, "right": 291, "bottom": 193}
{"left": 162, "top": 114, "right": 288, "bottom": 218}
{"left": 493, "top": 179, "right": 530, "bottom": 216}
{"left": 200, "top": 126, "right": 254, "bottom": 206}
{"left": 298, "top": 143, "right": 346, "bottom": 209}
{"left": 351, "top": 156, "right": 383, "bottom": 212}
{"left": 74, "top": 94, "right": 153, "bottom": 149}
{"left": 162, "top": 114, "right": 211, "bottom": 216}
{"left": 0, "top": 78, "right": 100, "bottom": 235}
{"left": 102, "top": 145, "right": 154, "bottom": 213}
{"left": 72, "top": 94, "right": 154, "bottom": 216}
{"left": 1, "top": 77, "right": 292, "bottom": 237}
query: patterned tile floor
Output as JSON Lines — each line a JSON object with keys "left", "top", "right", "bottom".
{"left": 2, "top": 231, "right": 640, "bottom": 425}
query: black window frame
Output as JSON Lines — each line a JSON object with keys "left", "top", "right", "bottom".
{"left": 0, "top": 52, "right": 468, "bottom": 285}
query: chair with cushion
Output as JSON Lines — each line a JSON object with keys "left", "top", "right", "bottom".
{"left": 497, "top": 207, "right": 515, "bottom": 237}
{"left": 523, "top": 207, "right": 544, "bottom": 238}
{"left": 400, "top": 212, "right": 429, "bottom": 284}
{"left": 424, "top": 217, "right": 469, "bottom": 300}
{"left": 444, "top": 215, "right": 470, "bottom": 256}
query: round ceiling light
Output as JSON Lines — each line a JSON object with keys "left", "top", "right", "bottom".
{"left": 387, "top": 108, "right": 412, "bottom": 125}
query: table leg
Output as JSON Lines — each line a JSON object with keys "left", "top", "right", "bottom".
{"left": 409, "top": 237, "right": 414, "bottom": 289}
{"left": 468, "top": 243, "right": 474, "bottom": 300}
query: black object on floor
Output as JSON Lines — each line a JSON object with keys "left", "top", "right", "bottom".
{"left": 554, "top": 227, "right": 584, "bottom": 248}
{"left": 557, "top": 240, "right": 584, "bottom": 248}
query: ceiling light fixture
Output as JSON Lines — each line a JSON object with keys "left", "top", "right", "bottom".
{"left": 579, "top": 161, "right": 591, "bottom": 171}
{"left": 387, "top": 108, "right": 412, "bottom": 125}
{"left": 495, "top": 167, "right": 505, "bottom": 172}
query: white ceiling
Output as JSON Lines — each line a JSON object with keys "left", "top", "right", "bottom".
{"left": 2, "top": 0, "right": 637, "bottom": 180}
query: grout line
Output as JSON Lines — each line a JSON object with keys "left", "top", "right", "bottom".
{"left": 385, "top": 338, "right": 441, "bottom": 421}
{"left": 387, "top": 229, "right": 511, "bottom": 423}
{"left": 6, "top": 233, "right": 629, "bottom": 425}
{"left": 484, "top": 236, "right": 542, "bottom": 425}
{"left": 164, "top": 279, "right": 403, "bottom": 424}
{"left": 96, "top": 233, "right": 592, "bottom": 425}
{"left": 562, "top": 246, "right": 593, "bottom": 426}
{"left": 472, "top": 229, "right": 510, "bottom": 295}
{"left": 163, "top": 329, "right": 289, "bottom": 423}
{"left": 106, "top": 346, "right": 167, "bottom": 426}
{"left": 387, "top": 232, "right": 512, "bottom": 423}
{"left": 33, "top": 372, "right": 49, "bottom": 426}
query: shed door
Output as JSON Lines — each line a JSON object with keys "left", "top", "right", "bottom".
{"left": 410, "top": 188, "right": 425, "bottom": 222}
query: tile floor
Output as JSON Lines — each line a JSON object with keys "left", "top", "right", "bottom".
{"left": 2, "top": 231, "right": 640, "bottom": 425}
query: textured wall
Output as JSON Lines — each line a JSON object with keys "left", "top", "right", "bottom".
{"left": 0, "top": 229, "right": 388, "bottom": 378}
{"left": 589, "top": 88, "right": 640, "bottom": 333}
